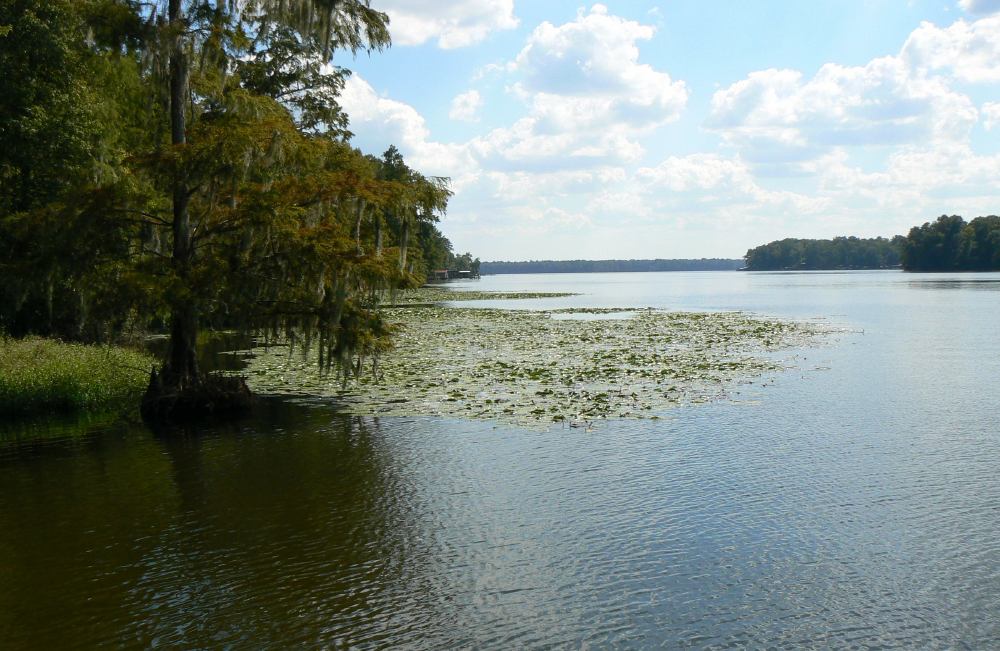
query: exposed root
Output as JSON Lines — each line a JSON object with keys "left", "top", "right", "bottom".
{"left": 140, "top": 371, "right": 254, "bottom": 423}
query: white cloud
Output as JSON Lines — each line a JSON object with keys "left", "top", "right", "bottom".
{"left": 635, "top": 154, "right": 828, "bottom": 214}
{"left": 707, "top": 56, "right": 978, "bottom": 164}
{"left": 340, "top": 75, "right": 476, "bottom": 179}
{"left": 347, "top": 6, "right": 689, "bottom": 176}
{"left": 884, "top": 145, "right": 1000, "bottom": 194}
{"left": 379, "top": 0, "right": 518, "bottom": 48}
{"left": 340, "top": 75, "right": 427, "bottom": 147}
{"left": 982, "top": 101, "right": 1000, "bottom": 129}
{"left": 449, "top": 90, "right": 483, "bottom": 122}
{"left": 472, "top": 62, "right": 512, "bottom": 81}
{"left": 470, "top": 115, "right": 646, "bottom": 170}
{"left": 958, "top": 0, "right": 1000, "bottom": 15}
{"left": 340, "top": 8, "right": 1000, "bottom": 260}
{"left": 512, "top": 4, "right": 687, "bottom": 129}
{"left": 705, "top": 12, "right": 1000, "bottom": 167}
{"left": 902, "top": 15, "right": 1000, "bottom": 82}
{"left": 637, "top": 154, "right": 754, "bottom": 192}
{"left": 798, "top": 144, "right": 1000, "bottom": 225}
{"left": 469, "top": 5, "right": 688, "bottom": 170}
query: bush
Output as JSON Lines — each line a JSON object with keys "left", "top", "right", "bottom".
{"left": 0, "top": 336, "right": 155, "bottom": 417}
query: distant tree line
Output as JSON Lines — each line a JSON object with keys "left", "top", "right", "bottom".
{"left": 744, "top": 237, "right": 904, "bottom": 271}
{"left": 900, "top": 215, "right": 1000, "bottom": 271}
{"left": 745, "top": 215, "right": 1000, "bottom": 272}
{"left": 480, "top": 259, "right": 743, "bottom": 275}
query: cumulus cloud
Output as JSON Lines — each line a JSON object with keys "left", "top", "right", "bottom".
{"left": 449, "top": 90, "right": 483, "bottom": 122}
{"left": 982, "top": 101, "right": 1000, "bottom": 129}
{"left": 340, "top": 7, "right": 1000, "bottom": 260}
{"left": 345, "top": 6, "right": 689, "bottom": 177}
{"left": 902, "top": 15, "right": 1000, "bottom": 82}
{"left": 347, "top": 5, "right": 690, "bottom": 177}
{"left": 704, "top": 11, "right": 1000, "bottom": 168}
{"left": 339, "top": 75, "right": 475, "bottom": 178}
{"left": 808, "top": 144, "right": 1000, "bottom": 230}
{"left": 958, "top": 0, "right": 1000, "bottom": 15}
{"left": 379, "top": 0, "right": 518, "bottom": 48}
{"left": 637, "top": 154, "right": 754, "bottom": 192}
{"left": 470, "top": 4, "right": 688, "bottom": 169}
{"left": 707, "top": 55, "right": 978, "bottom": 164}
{"left": 635, "top": 154, "right": 828, "bottom": 214}
{"left": 512, "top": 4, "right": 687, "bottom": 128}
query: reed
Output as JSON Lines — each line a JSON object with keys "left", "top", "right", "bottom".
{"left": 0, "top": 336, "right": 155, "bottom": 417}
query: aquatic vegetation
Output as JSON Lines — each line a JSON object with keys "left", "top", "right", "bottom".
{"left": 0, "top": 337, "right": 156, "bottom": 417}
{"left": 244, "top": 301, "right": 826, "bottom": 427}
{"left": 390, "top": 286, "right": 577, "bottom": 305}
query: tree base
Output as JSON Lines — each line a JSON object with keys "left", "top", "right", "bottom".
{"left": 141, "top": 373, "right": 255, "bottom": 424}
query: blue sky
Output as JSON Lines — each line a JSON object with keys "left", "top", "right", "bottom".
{"left": 335, "top": 1, "right": 1000, "bottom": 260}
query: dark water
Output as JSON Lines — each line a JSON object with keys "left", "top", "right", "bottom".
{"left": 2, "top": 271, "right": 1000, "bottom": 648}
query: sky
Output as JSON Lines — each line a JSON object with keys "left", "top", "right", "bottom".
{"left": 335, "top": 0, "right": 1000, "bottom": 261}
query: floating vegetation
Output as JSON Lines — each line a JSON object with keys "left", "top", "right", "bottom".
{"left": 550, "top": 310, "right": 638, "bottom": 321}
{"left": 389, "top": 286, "right": 577, "bottom": 305}
{"left": 244, "top": 299, "right": 828, "bottom": 428}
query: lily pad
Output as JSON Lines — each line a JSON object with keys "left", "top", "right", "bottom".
{"left": 243, "top": 293, "right": 831, "bottom": 428}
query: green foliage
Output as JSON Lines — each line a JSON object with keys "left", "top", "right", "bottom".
{"left": 447, "top": 251, "right": 481, "bottom": 276}
{"left": 0, "top": 0, "right": 155, "bottom": 340}
{"left": 235, "top": 25, "right": 351, "bottom": 136}
{"left": 744, "top": 237, "right": 903, "bottom": 271}
{"left": 901, "top": 215, "right": 1000, "bottom": 271}
{"left": 0, "top": 0, "right": 468, "bottom": 389}
{"left": 0, "top": 336, "right": 155, "bottom": 416}
{"left": 0, "top": 0, "right": 98, "bottom": 215}
{"left": 746, "top": 217, "right": 1000, "bottom": 272}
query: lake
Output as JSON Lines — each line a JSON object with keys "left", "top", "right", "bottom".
{"left": 2, "top": 270, "right": 999, "bottom": 648}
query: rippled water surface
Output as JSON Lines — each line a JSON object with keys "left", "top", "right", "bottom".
{"left": 2, "top": 271, "right": 1000, "bottom": 648}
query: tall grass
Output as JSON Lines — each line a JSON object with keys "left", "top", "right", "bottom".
{"left": 0, "top": 336, "right": 156, "bottom": 417}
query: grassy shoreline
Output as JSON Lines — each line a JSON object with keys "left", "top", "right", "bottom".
{"left": 0, "top": 336, "right": 156, "bottom": 418}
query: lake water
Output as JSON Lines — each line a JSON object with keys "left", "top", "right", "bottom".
{"left": 2, "top": 271, "right": 1000, "bottom": 648}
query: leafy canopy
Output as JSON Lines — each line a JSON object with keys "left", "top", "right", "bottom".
{"left": 0, "top": 0, "right": 461, "bottom": 381}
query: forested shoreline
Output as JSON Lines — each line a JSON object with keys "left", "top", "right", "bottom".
{"left": 481, "top": 259, "right": 743, "bottom": 275}
{"left": 744, "top": 216, "right": 1000, "bottom": 272}
{"left": 743, "top": 237, "right": 903, "bottom": 271}
{"left": 900, "top": 215, "right": 1000, "bottom": 271}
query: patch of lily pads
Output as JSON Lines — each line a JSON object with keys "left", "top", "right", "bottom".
{"left": 243, "top": 293, "right": 829, "bottom": 427}
{"left": 389, "top": 286, "right": 577, "bottom": 305}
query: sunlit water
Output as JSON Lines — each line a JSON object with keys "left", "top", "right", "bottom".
{"left": 2, "top": 271, "right": 1000, "bottom": 648}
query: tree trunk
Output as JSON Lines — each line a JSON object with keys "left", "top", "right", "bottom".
{"left": 354, "top": 198, "right": 366, "bottom": 253}
{"left": 76, "top": 290, "right": 88, "bottom": 339}
{"left": 398, "top": 219, "right": 410, "bottom": 271}
{"left": 374, "top": 212, "right": 383, "bottom": 258}
{"left": 166, "top": 304, "right": 198, "bottom": 388}
{"left": 165, "top": 0, "right": 198, "bottom": 386}
{"left": 142, "top": 0, "right": 222, "bottom": 423}
{"left": 45, "top": 276, "right": 54, "bottom": 335}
